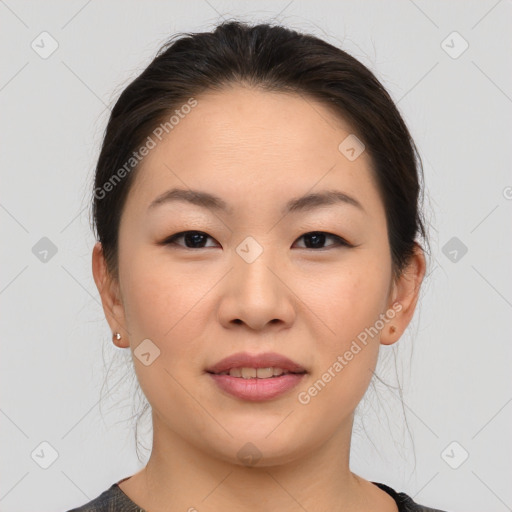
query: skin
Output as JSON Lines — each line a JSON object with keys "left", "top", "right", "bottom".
{"left": 92, "top": 85, "right": 426, "bottom": 512}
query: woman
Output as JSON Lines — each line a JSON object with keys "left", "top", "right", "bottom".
{"left": 68, "top": 20, "right": 448, "bottom": 512}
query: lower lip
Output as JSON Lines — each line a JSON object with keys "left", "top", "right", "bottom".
{"left": 207, "top": 372, "right": 306, "bottom": 401}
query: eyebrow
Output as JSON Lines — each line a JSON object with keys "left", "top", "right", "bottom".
{"left": 147, "top": 187, "right": 365, "bottom": 215}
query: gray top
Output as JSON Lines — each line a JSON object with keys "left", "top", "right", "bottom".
{"left": 65, "top": 478, "right": 449, "bottom": 512}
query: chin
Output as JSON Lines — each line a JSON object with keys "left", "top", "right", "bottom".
{"left": 205, "top": 430, "right": 307, "bottom": 469}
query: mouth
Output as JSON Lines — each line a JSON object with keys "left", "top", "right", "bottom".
{"left": 205, "top": 351, "right": 308, "bottom": 376}
{"left": 205, "top": 352, "right": 307, "bottom": 401}
{"left": 206, "top": 367, "right": 306, "bottom": 378}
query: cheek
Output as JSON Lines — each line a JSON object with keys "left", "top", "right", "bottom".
{"left": 119, "top": 251, "right": 214, "bottom": 358}
{"left": 299, "top": 261, "right": 390, "bottom": 399}
{"left": 305, "top": 261, "right": 389, "bottom": 344}
{"left": 118, "top": 255, "right": 212, "bottom": 413}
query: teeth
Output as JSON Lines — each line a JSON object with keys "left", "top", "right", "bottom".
{"left": 241, "top": 367, "right": 257, "bottom": 378}
{"left": 217, "top": 367, "right": 291, "bottom": 378}
{"left": 228, "top": 367, "right": 242, "bottom": 377}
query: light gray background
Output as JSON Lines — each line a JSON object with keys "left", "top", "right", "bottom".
{"left": 1, "top": 1, "right": 511, "bottom": 511}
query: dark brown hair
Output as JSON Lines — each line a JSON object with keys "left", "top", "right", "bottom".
{"left": 91, "top": 20, "right": 431, "bottom": 464}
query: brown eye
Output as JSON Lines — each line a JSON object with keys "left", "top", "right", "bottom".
{"left": 293, "top": 231, "right": 350, "bottom": 250}
{"left": 164, "top": 231, "right": 219, "bottom": 249}
{"left": 163, "top": 230, "right": 351, "bottom": 250}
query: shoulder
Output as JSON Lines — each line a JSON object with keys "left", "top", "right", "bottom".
{"left": 372, "top": 481, "right": 450, "bottom": 512}
{"left": 64, "top": 482, "right": 144, "bottom": 512}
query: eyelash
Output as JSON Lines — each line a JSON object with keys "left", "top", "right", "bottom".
{"left": 162, "top": 230, "right": 352, "bottom": 250}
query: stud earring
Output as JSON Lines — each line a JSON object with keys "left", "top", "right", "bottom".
{"left": 113, "top": 332, "right": 122, "bottom": 343}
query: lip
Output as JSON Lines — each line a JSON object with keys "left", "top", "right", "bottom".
{"left": 205, "top": 351, "right": 307, "bottom": 374}
{"left": 208, "top": 373, "right": 306, "bottom": 401}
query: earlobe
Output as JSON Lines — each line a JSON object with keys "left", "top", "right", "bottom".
{"left": 112, "top": 331, "right": 129, "bottom": 349}
{"left": 380, "top": 318, "right": 400, "bottom": 346}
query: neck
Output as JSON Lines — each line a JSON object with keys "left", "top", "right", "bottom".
{"left": 127, "top": 411, "right": 380, "bottom": 512}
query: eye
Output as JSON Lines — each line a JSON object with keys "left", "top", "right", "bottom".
{"left": 163, "top": 230, "right": 219, "bottom": 249}
{"left": 293, "top": 231, "right": 351, "bottom": 250}
{"left": 162, "top": 230, "right": 351, "bottom": 250}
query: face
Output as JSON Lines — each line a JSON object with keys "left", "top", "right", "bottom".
{"left": 93, "top": 85, "right": 424, "bottom": 467}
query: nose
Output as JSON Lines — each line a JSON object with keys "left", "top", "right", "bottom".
{"left": 217, "top": 246, "right": 295, "bottom": 332}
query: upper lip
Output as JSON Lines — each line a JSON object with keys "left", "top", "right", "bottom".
{"left": 206, "top": 351, "right": 307, "bottom": 374}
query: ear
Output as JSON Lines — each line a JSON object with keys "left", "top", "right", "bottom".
{"left": 92, "top": 241, "right": 130, "bottom": 348}
{"left": 380, "top": 242, "right": 426, "bottom": 346}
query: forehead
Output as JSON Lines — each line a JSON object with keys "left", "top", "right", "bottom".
{"left": 154, "top": 85, "right": 359, "bottom": 167}
{"left": 125, "top": 85, "right": 380, "bottom": 218}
